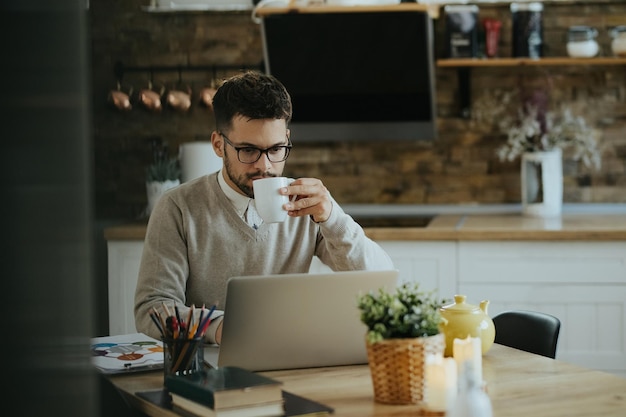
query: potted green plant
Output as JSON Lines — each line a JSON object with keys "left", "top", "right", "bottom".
{"left": 146, "top": 156, "right": 181, "bottom": 183}
{"left": 145, "top": 141, "right": 181, "bottom": 216}
{"left": 357, "top": 283, "right": 448, "bottom": 405}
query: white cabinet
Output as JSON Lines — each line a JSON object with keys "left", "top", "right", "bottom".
{"left": 377, "top": 241, "right": 457, "bottom": 298}
{"left": 458, "top": 241, "right": 626, "bottom": 378}
{"left": 107, "top": 240, "right": 144, "bottom": 335}
{"left": 312, "top": 242, "right": 457, "bottom": 296}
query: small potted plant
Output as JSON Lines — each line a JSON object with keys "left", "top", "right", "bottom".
{"left": 145, "top": 140, "right": 181, "bottom": 216}
{"left": 357, "top": 283, "right": 448, "bottom": 405}
{"left": 146, "top": 156, "right": 181, "bottom": 183}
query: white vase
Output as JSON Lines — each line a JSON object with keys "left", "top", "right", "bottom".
{"left": 146, "top": 179, "right": 180, "bottom": 216}
{"left": 521, "top": 149, "right": 563, "bottom": 218}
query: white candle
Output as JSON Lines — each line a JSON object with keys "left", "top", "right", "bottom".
{"left": 453, "top": 336, "right": 482, "bottom": 384}
{"left": 424, "top": 354, "right": 457, "bottom": 412}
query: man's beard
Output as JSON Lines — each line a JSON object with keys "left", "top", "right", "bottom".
{"left": 223, "top": 151, "right": 278, "bottom": 198}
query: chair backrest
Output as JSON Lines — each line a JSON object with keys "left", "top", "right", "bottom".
{"left": 492, "top": 310, "right": 561, "bottom": 359}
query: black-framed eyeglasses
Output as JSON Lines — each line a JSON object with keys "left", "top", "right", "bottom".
{"left": 219, "top": 132, "right": 292, "bottom": 164}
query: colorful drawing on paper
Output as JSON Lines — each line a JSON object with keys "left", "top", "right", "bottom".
{"left": 91, "top": 333, "right": 164, "bottom": 373}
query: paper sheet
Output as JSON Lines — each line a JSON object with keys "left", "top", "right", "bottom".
{"left": 91, "top": 332, "right": 164, "bottom": 374}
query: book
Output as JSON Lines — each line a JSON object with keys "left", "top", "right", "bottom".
{"left": 136, "top": 389, "right": 334, "bottom": 417}
{"left": 91, "top": 332, "right": 164, "bottom": 374}
{"left": 281, "top": 391, "right": 334, "bottom": 417}
{"left": 171, "top": 393, "right": 284, "bottom": 417}
{"left": 165, "top": 366, "right": 284, "bottom": 410}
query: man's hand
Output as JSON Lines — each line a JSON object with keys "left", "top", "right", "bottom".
{"left": 281, "top": 178, "right": 333, "bottom": 223}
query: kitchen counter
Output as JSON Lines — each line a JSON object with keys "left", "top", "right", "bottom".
{"left": 365, "top": 213, "right": 626, "bottom": 241}
{"left": 104, "top": 211, "right": 626, "bottom": 242}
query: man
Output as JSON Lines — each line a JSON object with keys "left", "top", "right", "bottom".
{"left": 134, "top": 71, "right": 394, "bottom": 344}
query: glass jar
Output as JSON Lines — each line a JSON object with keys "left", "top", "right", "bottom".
{"left": 610, "top": 25, "right": 626, "bottom": 57}
{"left": 567, "top": 26, "right": 599, "bottom": 58}
{"left": 511, "top": 2, "right": 543, "bottom": 58}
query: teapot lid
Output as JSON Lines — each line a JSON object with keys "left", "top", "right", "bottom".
{"left": 440, "top": 294, "right": 480, "bottom": 313}
{"left": 568, "top": 26, "right": 598, "bottom": 42}
{"left": 611, "top": 25, "right": 626, "bottom": 38}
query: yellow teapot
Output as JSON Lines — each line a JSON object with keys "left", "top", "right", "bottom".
{"left": 439, "top": 294, "right": 495, "bottom": 357}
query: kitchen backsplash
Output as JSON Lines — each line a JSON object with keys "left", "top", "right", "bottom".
{"left": 90, "top": 0, "right": 626, "bottom": 219}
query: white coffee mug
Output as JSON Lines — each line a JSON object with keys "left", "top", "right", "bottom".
{"left": 252, "top": 177, "right": 292, "bottom": 223}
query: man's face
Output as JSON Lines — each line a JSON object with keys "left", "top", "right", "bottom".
{"left": 212, "top": 115, "right": 290, "bottom": 198}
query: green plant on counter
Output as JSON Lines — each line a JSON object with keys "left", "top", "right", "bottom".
{"left": 357, "top": 283, "right": 448, "bottom": 344}
{"left": 146, "top": 157, "right": 180, "bottom": 182}
{"left": 146, "top": 139, "right": 180, "bottom": 182}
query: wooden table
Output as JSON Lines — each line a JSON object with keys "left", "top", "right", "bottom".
{"left": 108, "top": 344, "right": 626, "bottom": 417}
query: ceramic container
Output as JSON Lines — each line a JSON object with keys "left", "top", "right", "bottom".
{"left": 610, "top": 25, "right": 626, "bottom": 57}
{"left": 439, "top": 295, "right": 495, "bottom": 357}
{"left": 522, "top": 149, "right": 563, "bottom": 218}
{"left": 567, "top": 26, "right": 599, "bottom": 58}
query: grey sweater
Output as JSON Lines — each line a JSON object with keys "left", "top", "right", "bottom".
{"left": 134, "top": 172, "right": 394, "bottom": 342}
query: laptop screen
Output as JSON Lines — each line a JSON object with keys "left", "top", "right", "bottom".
{"left": 208, "top": 270, "right": 399, "bottom": 371}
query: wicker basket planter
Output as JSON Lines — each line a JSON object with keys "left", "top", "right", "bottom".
{"left": 366, "top": 333, "right": 445, "bottom": 405}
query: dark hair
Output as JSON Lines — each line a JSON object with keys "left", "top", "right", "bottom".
{"left": 212, "top": 71, "right": 292, "bottom": 133}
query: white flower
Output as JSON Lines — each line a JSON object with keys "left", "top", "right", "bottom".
{"left": 496, "top": 105, "right": 601, "bottom": 170}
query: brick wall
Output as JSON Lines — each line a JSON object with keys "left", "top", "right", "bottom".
{"left": 90, "top": 1, "right": 626, "bottom": 219}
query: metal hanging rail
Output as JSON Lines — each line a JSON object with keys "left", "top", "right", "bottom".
{"left": 113, "top": 61, "right": 264, "bottom": 80}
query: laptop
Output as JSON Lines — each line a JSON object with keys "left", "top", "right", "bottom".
{"left": 204, "top": 269, "right": 398, "bottom": 371}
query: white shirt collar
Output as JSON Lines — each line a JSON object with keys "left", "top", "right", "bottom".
{"left": 217, "top": 169, "right": 252, "bottom": 218}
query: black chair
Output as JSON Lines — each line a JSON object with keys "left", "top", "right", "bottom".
{"left": 492, "top": 310, "right": 561, "bottom": 359}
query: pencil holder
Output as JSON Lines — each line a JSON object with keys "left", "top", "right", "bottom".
{"left": 163, "top": 337, "right": 204, "bottom": 378}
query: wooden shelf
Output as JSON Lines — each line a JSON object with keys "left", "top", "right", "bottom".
{"left": 437, "top": 57, "right": 626, "bottom": 67}
{"left": 255, "top": 3, "right": 441, "bottom": 19}
{"left": 142, "top": 0, "right": 252, "bottom": 12}
{"left": 142, "top": 5, "right": 251, "bottom": 13}
{"left": 438, "top": 56, "right": 626, "bottom": 118}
